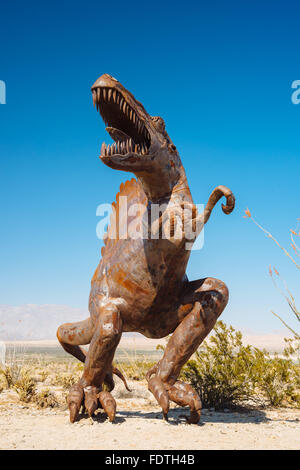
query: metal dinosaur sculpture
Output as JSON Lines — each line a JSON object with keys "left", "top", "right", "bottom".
{"left": 57, "top": 74, "right": 235, "bottom": 424}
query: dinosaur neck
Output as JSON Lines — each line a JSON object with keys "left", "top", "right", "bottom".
{"left": 136, "top": 154, "right": 187, "bottom": 203}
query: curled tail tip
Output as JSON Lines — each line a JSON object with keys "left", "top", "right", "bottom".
{"left": 221, "top": 193, "right": 235, "bottom": 215}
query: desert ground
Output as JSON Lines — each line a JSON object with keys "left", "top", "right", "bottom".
{"left": 0, "top": 334, "right": 299, "bottom": 450}
{"left": 0, "top": 381, "right": 299, "bottom": 450}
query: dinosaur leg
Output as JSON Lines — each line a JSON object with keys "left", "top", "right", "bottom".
{"left": 57, "top": 315, "right": 129, "bottom": 421}
{"left": 57, "top": 318, "right": 93, "bottom": 363}
{"left": 73, "top": 303, "right": 122, "bottom": 422}
{"left": 147, "top": 277, "right": 228, "bottom": 424}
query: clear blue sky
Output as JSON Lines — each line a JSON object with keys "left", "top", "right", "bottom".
{"left": 0, "top": 0, "right": 299, "bottom": 333}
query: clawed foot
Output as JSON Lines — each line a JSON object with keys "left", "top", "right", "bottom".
{"left": 147, "top": 373, "right": 201, "bottom": 424}
{"left": 67, "top": 383, "right": 117, "bottom": 423}
{"left": 67, "top": 383, "right": 84, "bottom": 423}
{"left": 98, "top": 390, "right": 116, "bottom": 422}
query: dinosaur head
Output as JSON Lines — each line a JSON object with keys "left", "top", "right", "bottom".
{"left": 91, "top": 74, "right": 183, "bottom": 200}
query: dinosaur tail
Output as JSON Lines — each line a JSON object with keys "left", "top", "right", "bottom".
{"left": 112, "top": 366, "right": 132, "bottom": 392}
{"left": 204, "top": 185, "right": 235, "bottom": 224}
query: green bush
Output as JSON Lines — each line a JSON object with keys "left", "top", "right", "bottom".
{"left": 182, "top": 321, "right": 257, "bottom": 409}
{"left": 172, "top": 321, "right": 300, "bottom": 410}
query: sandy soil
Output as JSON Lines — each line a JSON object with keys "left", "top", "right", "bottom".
{"left": 0, "top": 381, "right": 299, "bottom": 450}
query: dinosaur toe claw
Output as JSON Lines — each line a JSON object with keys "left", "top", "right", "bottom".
{"left": 67, "top": 383, "right": 84, "bottom": 423}
{"left": 98, "top": 390, "right": 117, "bottom": 422}
{"left": 84, "top": 386, "right": 100, "bottom": 417}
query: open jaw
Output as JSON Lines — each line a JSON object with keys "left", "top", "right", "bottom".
{"left": 92, "top": 86, "right": 151, "bottom": 158}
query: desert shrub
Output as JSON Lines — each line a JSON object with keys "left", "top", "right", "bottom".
{"left": 116, "top": 357, "right": 156, "bottom": 381}
{"left": 0, "top": 364, "right": 24, "bottom": 388}
{"left": 13, "top": 371, "right": 36, "bottom": 403}
{"left": 158, "top": 321, "right": 300, "bottom": 410}
{"left": 256, "top": 351, "right": 300, "bottom": 406}
{"left": 37, "top": 370, "right": 49, "bottom": 382}
{"left": 182, "top": 321, "right": 257, "bottom": 409}
{"left": 52, "top": 372, "right": 80, "bottom": 389}
{"left": 49, "top": 362, "right": 82, "bottom": 389}
{"left": 34, "top": 388, "right": 59, "bottom": 408}
{"left": 284, "top": 336, "right": 300, "bottom": 364}
{"left": 0, "top": 345, "right": 28, "bottom": 388}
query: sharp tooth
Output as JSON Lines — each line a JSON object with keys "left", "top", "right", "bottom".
{"left": 117, "top": 141, "right": 120, "bottom": 153}
{"left": 108, "top": 89, "right": 112, "bottom": 101}
{"left": 120, "top": 97, "right": 124, "bottom": 108}
{"left": 92, "top": 91, "right": 96, "bottom": 106}
{"left": 113, "top": 90, "right": 117, "bottom": 102}
{"left": 128, "top": 139, "right": 132, "bottom": 152}
{"left": 116, "top": 93, "right": 120, "bottom": 105}
{"left": 101, "top": 143, "right": 105, "bottom": 155}
{"left": 123, "top": 101, "right": 127, "bottom": 114}
{"left": 138, "top": 121, "right": 142, "bottom": 133}
{"left": 134, "top": 144, "right": 138, "bottom": 153}
{"left": 129, "top": 109, "right": 133, "bottom": 120}
{"left": 103, "top": 89, "right": 107, "bottom": 101}
{"left": 132, "top": 113, "right": 136, "bottom": 124}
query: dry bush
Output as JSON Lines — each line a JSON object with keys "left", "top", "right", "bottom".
{"left": 245, "top": 210, "right": 299, "bottom": 337}
{"left": 49, "top": 362, "right": 82, "bottom": 389}
{"left": 115, "top": 349, "right": 156, "bottom": 381}
{"left": 38, "top": 370, "right": 49, "bottom": 382}
{"left": 33, "top": 388, "right": 59, "bottom": 408}
{"left": 53, "top": 372, "right": 79, "bottom": 389}
{"left": 13, "top": 370, "right": 36, "bottom": 403}
{"left": 0, "top": 345, "right": 29, "bottom": 389}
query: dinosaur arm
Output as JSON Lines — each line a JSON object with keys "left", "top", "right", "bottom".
{"left": 150, "top": 186, "right": 235, "bottom": 245}
{"left": 185, "top": 185, "right": 235, "bottom": 241}
{"left": 203, "top": 185, "right": 235, "bottom": 224}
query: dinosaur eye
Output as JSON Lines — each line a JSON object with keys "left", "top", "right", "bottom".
{"left": 151, "top": 116, "right": 165, "bottom": 133}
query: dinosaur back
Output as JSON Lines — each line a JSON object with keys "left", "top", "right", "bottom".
{"left": 101, "top": 177, "right": 147, "bottom": 261}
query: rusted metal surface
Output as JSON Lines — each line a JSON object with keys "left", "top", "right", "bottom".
{"left": 57, "top": 74, "right": 235, "bottom": 424}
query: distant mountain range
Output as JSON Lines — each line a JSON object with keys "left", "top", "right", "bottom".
{"left": 0, "top": 304, "right": 88, "bottom": 340}
{"left": 0, "top": 304, "right": 290, "bottom": 352}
